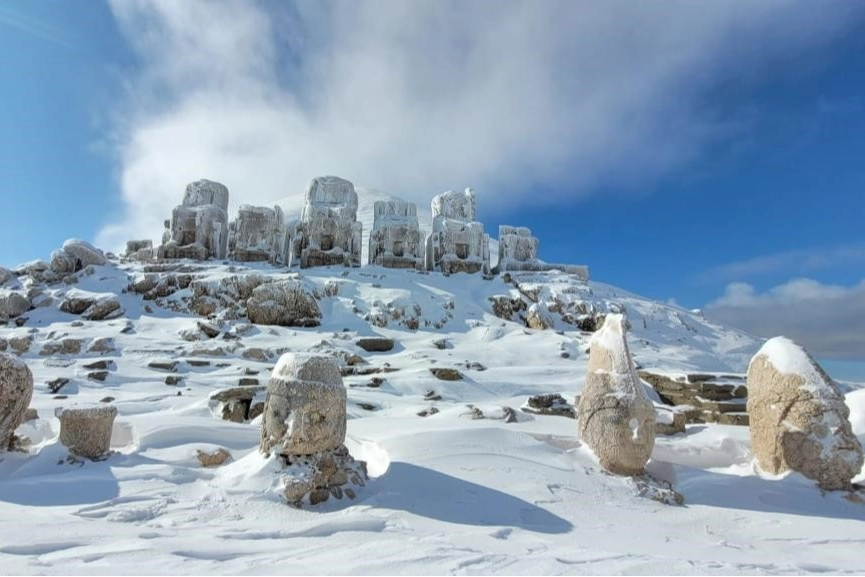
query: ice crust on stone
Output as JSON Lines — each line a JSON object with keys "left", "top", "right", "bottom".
{"left": 159, "top": 179, "right": 230, "bottom": 261}
{"left": 495, "top": 225, "right": 589, "bottom": 280}
{"left": 229, "top": 204, "right": 290, "bottom": 264}
{"left": 290, "top": 176, "right": 362, "bottom": 268}
{"left": 369, "top": 199, "right": 423, "bottom": 269}
{"left": 425, "top": 188, "right": 490, "bottom": 275}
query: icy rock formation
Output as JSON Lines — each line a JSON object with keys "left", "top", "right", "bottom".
{"left": 56, "top": 405, "right": 117, "bottom": 460}
{"left": 369, "top": 199, "right": 423, "bottom": 269}
{"left": 0, "top": 291, "right": 30, "bottom": 319}
{"left": 246, "top": 280, "right": 321, "bottom": 327}
{"left": 425, "top": 188, "right": 490, "bottom": 275}
{"left": 158, "top": 179, "right": 230, "bottom": 261}
{"left": 0, "top": 267, "right": 13, "bottom": 286}
{"left": 577, "top": 314, "right": 656, "bottom": 475}
{"left": 124, "top": 240, "right": 154, "bottom": 261}
{"left": 49, "top": 250, "right": 78, "bottom": 274}
{"left": 62, "top": 239, "right": 107, "bottom": 268}
{"left": 0, "top": 353, "right": 33, "bottom": 451}
{"left": 747, "top": 337, "right": 863, "bottom": 490}
{"left": 260, "top": 354, "right": 366, "bottom": 506}
{"left": 289, "top": 176, "right": 362, "bottom": 268}
{"left": 228, "top": 204, "right": 289, "bottom": 264}
{"left": 494, "top": 225, "right": 589, "bottom": 280}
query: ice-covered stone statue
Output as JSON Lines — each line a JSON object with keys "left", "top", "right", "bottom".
{"left": 158, "top": 179, "right": 230, "bottom": 261}
{"left": 124, "top": 240, "right": 154, "bottom": 262}
{"left": 260, "top": 353, "right": 367, "bottom": 506}
{"left": 494, "top": 225, "right": 589, "bottom": 280}
{"left": 369, "top": 199, "right": 423, "bottom": 269}
{"left": 288, "top": 176, "right": 362, "bottom": 268}
{"left": 228, "top": 204, "right": 290, "bottom": 264}
{"left": 424, "top": 188, "right": 490, "bottom": 275}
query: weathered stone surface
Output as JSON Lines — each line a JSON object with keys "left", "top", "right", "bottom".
{"left": 61, "top": 238, "right": 107, "bottom": 268}
{"left": 39, "top": 338, "right": 83, "bottom": 356}
{"left": 242, "top": 347, "right": 271, "bottom": 362}
{"left": 279, "top": 445, "right": 367, "bottom": 507}
{"left": 526, "top": 303, "right": 554, "bottom": 330}
{"left": 288, "top": 176, "right": 362, "bottom": 268}
{"left": 49, "top": 249, "right": 78, "bottom": 275}
{"left": 81, "top": 297, "right": 122, "bottom": 321}
{"left": 9, "top": 335, "right": 32, "bottom": 354}
{"left": 489, "top": 295, "right": 526, "bottom": 321}
{"left": 494, "top": 225, "right": 589, "bottom": 279}
{"left": 369, "top": 200, "right": 423, "bottom": 269}
{"left": 0, "top": 267, "right": 13, "bottom": 286}
{"left": 522, "top": 393, "right": 575, "bottom": 419}
{"left": 246, "top": 280, "right": 321, "bottom": 327}
{"left": 577, "top": 314, "right": 655, "bottom": 476}
{"left": 0, "top": 354, "right": 34, "bottom": 450}
{"left": 56, "top": 404, "right": 117, "bottom": 460}
{"left": 640, "top": 370, "right": 749, "bottom": 426}
{"left": 148, "top": 360, "right": 178, "bottom": 372}
{"left": 0, "top": 291, "right": 30, "bottom": 319}
{"left": 430, "top": 368, "right": 463, "bottom": 381}
{"left": 654, "top": 406, "right": 687, "bottom": 435}
{"left": 356, "top": 337, "right": 395, "bottom": 352}
{"left": 229, "top": 204, "right": 289, "bottom": 264}
{"left": 60, "top": 296, "right": 95, "bottom": 315}
{"left": 197, "top": 448, "right": 231, "bottom": 467}
{"left": 159, "top": 180, "right": 230, "bottom": 261}
{"left": 124, "top": 240, "right": 154, "bottom": 261}
{"left": 425, "top": 188, "right": 490, "bottom": 275}
{"left": 747, "top": 337, "right": 863, "bottom": 491}
{"left": 260, "top": 354, "right": 347, "bottom": 456}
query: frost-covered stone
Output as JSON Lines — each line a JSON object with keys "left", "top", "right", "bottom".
{"left": 49, "top": 249, "right": 78, "bottom": 274}
{"left": 81, "top": 296, "right": 122, "bottom": 321}
{"left": 577, "top": 314, "right": 656, "bottom": 476}
{"left": 260, "top": 354, "right": 347, "bottom": 456}
{"left": 228, "top": 204, "right": 289, "bottom": 264}
{"left": 0, "top": 353, "right": 33, "bottom": 451}
{"left": 158, "top": 179, "right": 230, "bottom": 261}
{"left": 56, "top": 405, "right": 117, "bottom": 460}
{"left": 369, "top": 200, "right": 423, "bottom": 269}
{"left": 289, "top": 176, "right": 362, "bottom": 268}
{"left": 0, "top": 267, "right": 13, "bottom": 286}
{"left": 747, "top": 337, "right": 863, "bottom": 490}
{"left": 425, "top": 188, "right": 489, "bottom": 275}
{"left": 494, "top": 225, "right": 589, "bottom": 280}
{"left": 246, "top": 280, "right": 321, "bottom": 327}
{"left": 526, "top": 303, "right": 554, "bottom": 330}
{"left": 0, "top": 291, "right": 30, "bottom": 319}
{"left": 124, "top": 240, "right": 154, "bottom": 261}
{"left": 62, "top": 239, "right": 107, "bottom": 268}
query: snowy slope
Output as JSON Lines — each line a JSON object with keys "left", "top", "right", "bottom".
{"left": 1, "top": 258, "right": 864, "bottom": 575}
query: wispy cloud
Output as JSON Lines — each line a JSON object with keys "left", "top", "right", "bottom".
{"left": 97, "top": 0, "right": 865, "bottom": 251}
{"left": 705, "top": 278, "right": 865, "bottom": 360}
{"left": 0, "top": 5, "right": 75, "bottom": 47}
{"left": 696, "top": 243, "right": 865, "bottom": 284}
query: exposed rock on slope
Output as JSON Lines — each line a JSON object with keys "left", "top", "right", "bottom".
{"left": 0, "top": 353, "right": 34, "bottom": 450}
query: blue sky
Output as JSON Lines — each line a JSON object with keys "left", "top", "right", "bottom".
{"left": 1, "top": 1, "right": 864, "bottom": 364}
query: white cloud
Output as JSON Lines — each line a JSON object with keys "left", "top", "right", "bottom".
{"left": 706, "top": 278, "right": 865, "bottom": 360}
{"left": 97, "top": 0, "right": 865, "bottom": 251}
{"left": 697, "top": 243, "right": 865, "bottom": 284}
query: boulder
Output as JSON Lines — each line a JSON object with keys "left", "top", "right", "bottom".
{"left": 197, "top": 448, "right": 231, "bottom": 467}
{"left": 577, "top": 314, "right": 655, "bottom": 476}
{"left": 0, "top": 266, "right": 13, "bottom": 285}
{"left": 49, "top": 249, "right": 78, "bottom": 274}
{"left": 260, "top": 353, "right": 347, "bottom": 456}
{"left": 0, "top": 353, "right": 34, "bottom": 450}
{"left": 246, "top": 280, "right": 321, "bottom": 327}
{"left": 82, "top": 297, "right": 122, "bottom": 321}
{"left": 0, "top": 291, "right": 30, "bottom": 319}
{"left": 526, "top": 303, "right": 554, "bottom": 330}
{"left": 747, "top": 337, "right": 863, "bottom": 491}
{"left": 56, "top": 405, "right": 117, "bottom": 460}
{"left": 430, "top": 368, "right": 463, "bottom": 381}
{"left": 356, "top": 337, "right": 395, "bottom": 352}
{"left": 60, "top": 296, "right": 95, "bottom": 315}
{"left": 61, "top": 238, "right": 107, "bottom": 267}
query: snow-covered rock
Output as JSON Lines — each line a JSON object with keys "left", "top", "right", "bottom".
{"left": 0, "top": 266, "right": 13, "bottom": 286}
{"left": 261, "top": 353, "right": 347, "bottom": 456}
{"left": 495, "top": 225, "right": 588, "bottom": 279}
{"left": 290, "top": 176, "right": 363, "bottom": 268}
{"left": 229, "top": 204, "right": 290, "bottom": 264}
{"left": 0, "top": 353, "right": 33, "bottom": 450}
{"left": 577, "top": 314, "right": 656, "bottom": 475}
{"left": 246, "top": 280, "right": 321, "bottom": 327}
{"left": 56, "top": 405, "right": 118, "bottom": 460}
{"left": 0, "top": 291, "right": 30, "bottom": 319}
{"left": 49, "top": 249, "right": 78, "bottom": 274}
{"left": 747, "top": 337, "right": 863, "bottom": 490}
{"left": 124, "top": 240, "right": 154, "bottom": 261}
{"left": 425, "top": 188, "right": 490, "bottom": 275}
{"left": 61, "top": 238, "right": 107, "bottom": 268}
{"left": 159, "top": 179, "right": 230, "bottom": 261}
{"left": 369, "top": 199, "right": 423, "bottom": 269}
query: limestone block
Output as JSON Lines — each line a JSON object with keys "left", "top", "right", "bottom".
{"left": 246, "top": 280, "right": 321, "bottom": 327}
{"left": 0, "top": 353, "right": 33, "bottom": 450}
{"left": 56, "top": 405, "right": 117, "bottom": 460}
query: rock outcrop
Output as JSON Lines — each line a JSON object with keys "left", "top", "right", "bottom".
{"left": 61, "top": 239, "right": 107, "bottom": 268}
{"left": 124, "top": 240, "right": 154, "bottom": 261}
{"left": 369, "top": 199, "right": 423, "bottom": 269}
{"left": 289, "top": 176, "right": 362, "bottom": 268}
{"left": 0, "top": 353, "right": 34, "bottom": 450}
{"left": 246, "top": 280, "right": 321, "bottom": 327}
{"left": 425, "top": 188, "right": 490, "bottom": 275}
{"left": 56, "top": 405, "right": 117, "bottom": 460}
{"left": 158, "top": 179, "right": 230, "bottom": 261}
{"left": 747, "top": 337, "right": 863, "bottom": 491}
{"left": 228, "top": 204, "right": 290, "bottom": 264}
{"left": 577, "top": 314, "right": 655, "bottom": 476}
{"left": 0, "top": 291, "right": 30, "bottom": 319}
